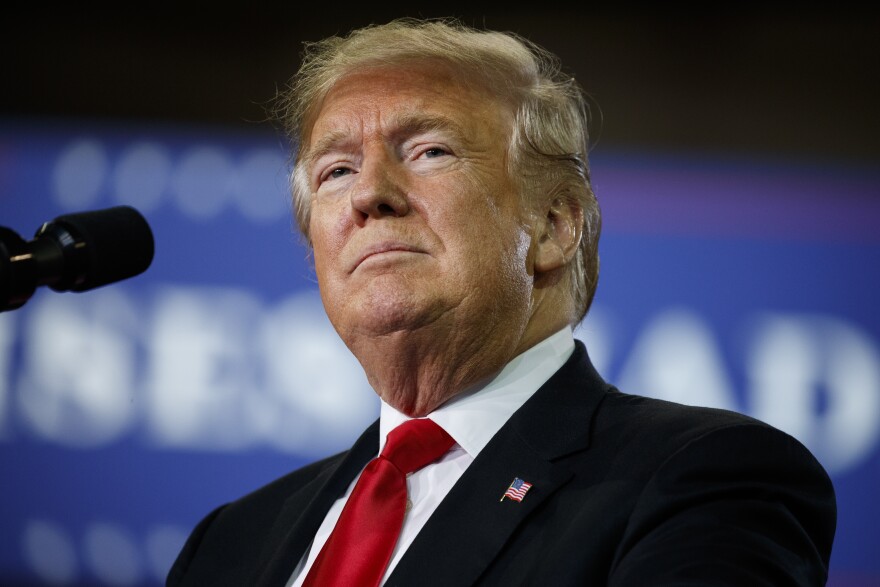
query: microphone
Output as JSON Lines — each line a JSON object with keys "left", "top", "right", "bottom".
{"left": 0, "top": 206, "right": 155, "bottom": 312}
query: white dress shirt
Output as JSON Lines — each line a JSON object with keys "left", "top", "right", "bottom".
{"left": 288, "top": 327, "right": 575, "bottom": 586}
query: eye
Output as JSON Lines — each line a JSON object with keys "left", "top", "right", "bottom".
{"left": 421, "top": 147, "right": 449, "bottom": 159}
{"left": 322, "top": 166, "right": 353, "bottom": 182}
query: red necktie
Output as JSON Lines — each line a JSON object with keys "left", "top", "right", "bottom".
{"left": 302, "top": 418, "right": 455, "bottom": 587}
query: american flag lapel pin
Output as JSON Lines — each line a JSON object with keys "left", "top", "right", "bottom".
{"left": 500, "top": 477, "right": 533, "bottom": 502}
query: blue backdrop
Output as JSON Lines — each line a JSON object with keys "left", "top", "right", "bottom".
{"left": 2, "top": 119, "right": 878, "bottom": 586}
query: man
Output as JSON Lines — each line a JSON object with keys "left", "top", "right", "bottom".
{"left": 168, "top": 19, "right": 836, "bottom": 586}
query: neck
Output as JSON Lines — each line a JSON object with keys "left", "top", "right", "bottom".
{"left": 346, "top": 312, "right": 569, "bottom": 417}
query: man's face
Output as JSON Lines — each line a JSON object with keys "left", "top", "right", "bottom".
{"left": 305, "top": 64, "right": 536, "bottom": 346}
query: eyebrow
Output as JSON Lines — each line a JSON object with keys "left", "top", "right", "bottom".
{"left": 300, "top": 129, "right": 357, "bottom": 172}
{"left": 302, "top": 112, "right": 468, "bottom": 171}
{"left": 390, "top": 112, "right": 468, "bottom": 144}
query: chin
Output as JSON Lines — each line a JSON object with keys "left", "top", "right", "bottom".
{"left": 348, "top": 287, "right": 444, "bottom": 337}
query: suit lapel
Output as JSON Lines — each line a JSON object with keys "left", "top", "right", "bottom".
{"left": 386, "top": 422, "right": 574, "bottom": 587}
{"left": 251, "top": 420, "right": 380, "bottom": 587}
{"left": 387, "top": 342, "right": 608, "bottom": 587}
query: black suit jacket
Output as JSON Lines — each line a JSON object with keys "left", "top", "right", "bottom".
{"left": 168, "top": 342, "right": 836, "bottom": 586}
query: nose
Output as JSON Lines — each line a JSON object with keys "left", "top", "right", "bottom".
{"left": 349, "top": 149, "right": 410, "bottom": 224}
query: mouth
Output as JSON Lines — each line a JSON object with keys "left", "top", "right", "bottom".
{"left": 352, "top": 242, "right": 426, "bottom": 271}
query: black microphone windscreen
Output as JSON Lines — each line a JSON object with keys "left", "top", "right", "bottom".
{"left": 50, "top": 206, "right": 155, "bottom": 292}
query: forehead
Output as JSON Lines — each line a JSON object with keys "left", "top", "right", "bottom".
{"left": 306, "top": 64, "right": 513, "bottom": 151}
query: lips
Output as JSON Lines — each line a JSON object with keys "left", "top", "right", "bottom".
{"left": 352, "top": 241, "right": 426, "bottom": 271}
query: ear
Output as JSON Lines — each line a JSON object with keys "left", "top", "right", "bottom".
{"left": 533, "top": 196, "right": 584, "bottom": 274}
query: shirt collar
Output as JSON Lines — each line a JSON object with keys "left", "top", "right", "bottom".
{"left": 379, "top": 327, "right": 575, "bottom": 456}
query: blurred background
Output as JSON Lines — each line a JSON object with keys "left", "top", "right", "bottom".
{"left": 2, "top": 7, "right": 878, "bottom": 586}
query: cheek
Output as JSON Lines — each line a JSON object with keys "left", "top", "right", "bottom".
{"left": 310, "top": 201, "right": 350, "bottom": 260}
{"left": 431, "top": 175, "right": 505, "bottom": 235}
{"left": 308, "top": 233, "right": 341, "bottom": 295}
{"left": 440, "top": 205, "right": 528, "bottom": 280}
{"left": 473, "top": 198, "right": 533, "bottom": 285}
{"left": 507, "top": 227, "right": 534, "bottom": 282}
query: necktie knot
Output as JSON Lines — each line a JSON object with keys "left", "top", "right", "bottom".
{"left": 382, "top": 418, "right": 455, "bottom": 475}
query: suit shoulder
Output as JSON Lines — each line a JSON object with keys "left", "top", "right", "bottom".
{"left": 597, "top": 386, "right": 783, "bottom": 447}
{"left": 591, "top": 390, "right": 837, "bottom": 582}
{"left": 193, "top": 450, "right": 350, "bottom": 547}
{"left": 227, "top": 449, "right": 349, "bottom": 514}
{"left": 166, "top": 449, "right": 351, "bottom": 585}
{"left": 589, "top": 386, "right": 833, "bottom": 494}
